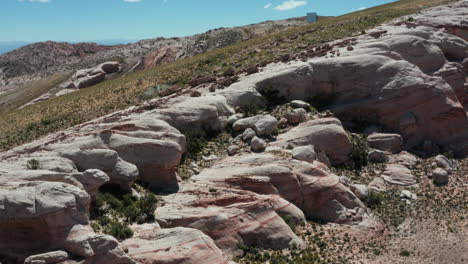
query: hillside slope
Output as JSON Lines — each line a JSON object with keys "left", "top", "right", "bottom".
{"left": 0, "top": 17, "right": 307, "bottom": 95}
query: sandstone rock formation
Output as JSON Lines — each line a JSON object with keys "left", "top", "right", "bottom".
{"left": 222, "top": 8, "right": 468, "bottom": 156}
{"left": 273, "top": 118, "right": 352, "bottom": 165}
{"left": 122, "top": 225, "right": 232, "bottom": 264}
{"left": 193, "top": 153, "right": 366, "bottom": 223}
{"left": 155, "top": 183, "right": 303, "bottom": 257}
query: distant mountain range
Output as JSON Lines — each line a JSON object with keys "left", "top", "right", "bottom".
{"left": 0, "top": 39, "right": 139, "bottom": 55}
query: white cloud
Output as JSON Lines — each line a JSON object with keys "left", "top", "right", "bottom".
{"left": 123, "top": 0, "right": 142, "bottom": 2}
{"left": 264, "top": 3, "right": 272, "bottom": 9}
{"left": 358, "top": 6, "right": 367, "bottom": 10}
{"left": 18, "top": 0, "right": 51, "bottom": 3}
{"left": 274, "top": 0, "right": 307, "bottom": 11}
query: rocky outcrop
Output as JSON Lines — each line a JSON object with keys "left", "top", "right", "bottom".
{"left": 193, "top": 153, "right": 366, "bottom": 223}
{"left": 143, "top": 47, "right": 179, "bottom": 69}
{"left": 273, "top": 118, "right": 352, "bottom": 165}
{"left": 367, "top": 133, "right": 403, "bottom": 154}
{"left": 155, "top": 183, "right": 303, "bottom": 257}
{"left": 221, "top": 7, "right": 468, "bottom": 156}
{"left": 233, "top": 115, "right": 278, "bottom": 137}
{"left": 70, "top": 61, "right": 120, "bottom": 89}
{"left": 123, "top": 225, "right": 232, "bottom": 264}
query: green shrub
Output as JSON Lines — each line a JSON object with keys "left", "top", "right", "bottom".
{"left": 103, "top": 220, "right": 134, "bottom": 241}
{"left": 241, "top": 104, "right": 264, "bottom": 117}
{"left": 365, "top": 191, "right": 385, "bottom": 209}
{"left": 399, "top": 249, "right": 411, "bottom": 257}
{"left": 93, "top": 187, "right": 159, "bottom": 239}
{"left": 349, "top": 134, "right": 369, "bottom": 170}
{"left": 181, "top": 130, "right": 208, "bottom": 159}
{"left": 279, "top": 213, "right": 297, "bottom": 232}
{"left": 26, "top": 159, "right": 41, "bottom": 170}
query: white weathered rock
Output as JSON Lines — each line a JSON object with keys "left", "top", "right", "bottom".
{"left": 274, "top": 118, "right": 352, "bottom": 165}
{"left": 400, "top": 190, "right": 417, "bottom": 201}
{"left": 350, "top": 184, "right": 369, "bottom": 200}
{"left": 434, "top": 155, "right": 453, "bottom": 171}
{"left": 368, "top": 149, "right": 389, "bottom": 163}
{"left": 193, "top": 153, "right": 366, "bottom": 223}
{"left": 155, "top": 183, "right": 303, "bottom": 257}
{"left": 290, "top": 100, "right": 311, "bottom": 109}
{"left": 388, "top": 151, "right": 419, "bottom": 169}
{"left": 61, "top": 149, "right": 138, "bottom": 191}
{"left": 0, "top": 181, "right": 90, "bottom": 260}
{"left": 251, "top": 136, "right": 267, "bottom": 152}
{"left": 233, "top": 115, "right": 278, "bottom": 136}
{"left": 285, "top": 108, "right": 308, "bottom": 124}
{"left": 367, "top": 133, "right": 403, "bottom": 154}
{"left": 24, "top": 251, "right": 69, "bottom": 264}
{"left": 382, "top": 164, "right": 416, "bottom": 186}
{"left": 242, "top": 128, "right": 256, "bottom": 142}
{"left": 123, "top": 226, "right": 232, "bottom": 264}
{"left": 291, "top": 145, "right": 317, "bottom": 163}
{"left": 227, "top": 145, "right": 240, "bottom": 156}
{"left": 432, "top": 168, "right": 449, "bottom": 185}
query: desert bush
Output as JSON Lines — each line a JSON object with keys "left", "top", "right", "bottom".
{"left": 93, "top": 186, "right": 159, "bottom": 239}
{"left": 26, "top": 159, "right": 41, "bottom": 170}
{"left": 349, "top": 134, "right": 369, "bottom": 170}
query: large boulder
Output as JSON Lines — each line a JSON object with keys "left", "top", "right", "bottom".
{"left": 122, "top": 225, "right": 232, "bottom": 264}
{"left": 193, "top": 153, "right": 366, "bottom": 223}
{"left": 47, "top": 115, "right": 186, "bottom": 193}
{"left": 155, "top": 183, "right": 303, "bottom": 257}
{"left": 0, "top": 181, "right": 90, "bottom": 261}
{"left": 233, "top": 115, "right": 278, "bottom": 137}
{"left": 61, "top": 149, "right": 138, "bottom": 191}
{"left": 152, "top": 95, "right": 234, "bottom": 135}
{"left": 273, "top": 118, "right": 352, "bottom": 165}
{"left": 74, "top": 71, "right": 106, "bottom": 89}
{"left": 367, "top": 133, "right": 403, "bottom": 154}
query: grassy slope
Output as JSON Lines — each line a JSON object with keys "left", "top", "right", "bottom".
{"left": 0, "top": 73, "right": 70, "bottom": 112}
{"left": 0, "top": 0, "right": 454, "bottom": 151}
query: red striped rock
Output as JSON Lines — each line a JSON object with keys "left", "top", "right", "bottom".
{"left": 123, "top": 225, "right": 233, "bottom": 264}
{"left": 193, "top": 153, "right": 366, "bottom": 223}
{"left": 155, "top": 183, "right": 303, "bottom": 257}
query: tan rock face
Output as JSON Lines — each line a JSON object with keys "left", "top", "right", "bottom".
{"left": 193, "top": 153, "right": 365, "bottom": 223}
{"left": 123, "top": 225, "right": 232, "bottom": 264}
{"left": 155, "top": 183, "right": 303, "bottom": 257}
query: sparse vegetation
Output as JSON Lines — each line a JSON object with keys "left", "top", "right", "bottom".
{"left": 92, "top": 186, "right": 159, "bottom": 240}
{"left": 26, "top": 159, "right": 41, "bottom": 170}
{"left": 348, "top": 133, "right": 369, "bottom": 170}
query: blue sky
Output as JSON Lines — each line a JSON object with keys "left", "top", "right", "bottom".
{"left": 2, "top": 0, "right": 395, "bottom": 42}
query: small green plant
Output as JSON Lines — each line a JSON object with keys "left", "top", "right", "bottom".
{"left": 399, "top": 249, "right": 411, "bottom": 257}
{"left": 209, "top": 188, "right": 218, "bottom": 193}
{"left": 279, "top": 213, "right": 297, "bottom": 233}
{"left": 26, "top": 159, "right": 41, "bottom": 170}
{"left": 349, "top": 134, "right": 369, "bottom": 170}
{"left": 103, "top": 220, "right": 134, "bottom": 241}
{"left": 181, "top": 130, "right": 208, "bottom": 159}
{"left": 241, "top": 104, "right": 264, "bottom": 117}
{"left": 365, "top": 191, "right": 385, "bottom": 209}
{"left": 92, "top": 186, "right": 159, "bottom": 239}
